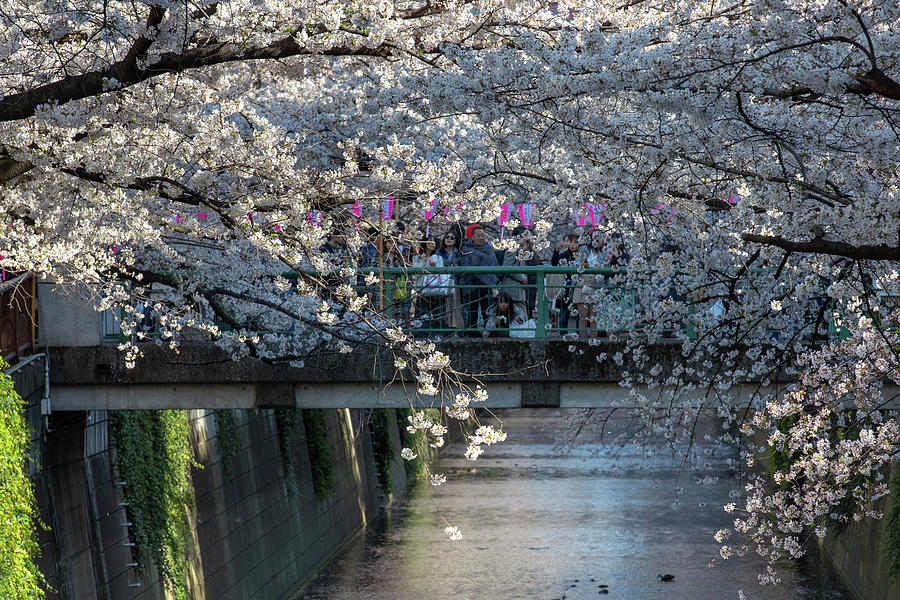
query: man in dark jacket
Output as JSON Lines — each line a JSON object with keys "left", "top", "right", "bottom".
{"left": 550, "top": 233, "right": 579, "bottom": 334}
{"left": 459, "top": 224, "right": 499, "bottom": 336}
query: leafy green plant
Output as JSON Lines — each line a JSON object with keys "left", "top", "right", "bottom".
{"left": 274, "top": 408, "right": 300, "bottom": 496}
{"left": 370, "top": 409, "right": 395, "bottom": 495}
{"left": 107, "top": 410, "right": 196, "bottom": 599}
{"left": 884, "top": 464, "right": 900, "bottom": 579}
{"left": 0, "top": 366, "right": 47, "bottom": 599}
{"left": 396, "top": 408, "right": 439, "bottom": 480}
{"left": 213, "top": 409, "right": 241, "bottom": 479}
{"left": 302, "top": 409, "right": 334, "bottom": 500}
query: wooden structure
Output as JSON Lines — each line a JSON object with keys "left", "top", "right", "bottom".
{"left": 1, "top": 272, "right": 36, "bottom": 365}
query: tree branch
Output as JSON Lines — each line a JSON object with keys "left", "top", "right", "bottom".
{"left": 742, "top": 233, "right": 900, "bottom": 260}
{"left": 0, "top": 31, "right": 394, "bottom": 123}
{"left": 0, "top": 149, "right": 34, "bottom": 183}
{"left": 763, "top": 68, "right": 900, "bottom": 102}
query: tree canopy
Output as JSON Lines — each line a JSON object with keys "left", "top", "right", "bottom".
{"left": 3, "top": 0, "right": 900, "bottom": 588}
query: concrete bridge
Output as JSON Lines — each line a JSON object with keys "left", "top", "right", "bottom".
{"left": 8, "top": 277, "right": 769, "bottom": 412}
{"left": 23, "top": 277, "right": 899, "bottom": 413}
{"left": 48, "top": 339, "right": 698, "bottom": 411}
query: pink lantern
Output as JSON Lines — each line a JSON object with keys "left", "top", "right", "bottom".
{"left": 651, "top": 202, "right": 674, "bottom": 224}
{"left": 575, "top": 203, "right": 597, "bottom": 228}
{"left": 497, "top": 203, "right": 511, "bottom": 226}
{"left": 517, "top": 203, "right": 534, "bottom": 227}
{"left": 381, "top": 196, "right": 395, "bottom": 220}
{"left": 351, "top": 201, "right": 361, "bottom": 218}
{"left": 307, "top": 210, "right": 323, "bottom": 228}
{"left": 423, "top": 197, "right": 441, "bottom": 220}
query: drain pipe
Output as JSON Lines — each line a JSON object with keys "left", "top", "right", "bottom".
{"left": 4, "top": 352, "right": 51, "bottom": 416}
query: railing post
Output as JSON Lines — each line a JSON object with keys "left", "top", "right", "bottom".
{"left": 534, "top": 268, "right": 547, "bottom": 338}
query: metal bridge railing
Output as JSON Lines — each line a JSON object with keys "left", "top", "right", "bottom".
{"left": 101, "top": 266, "right": 692, "bottom": 342}
{"left": 329, "top": 265, "right": 642, "bottom": 339}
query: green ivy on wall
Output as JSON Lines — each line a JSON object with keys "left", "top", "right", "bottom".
{"left": 884, "top": 465, "right": 900, "bottom": 578}
{"left": 0, "top": 366, "right": 47, "bottom": 600}
{"left": 107, "top": 410, "right": 196, "bottom": 600}
{"left": 370, "top": 409, "right": 395, "bottom": 495}
{"left": 396, "top": 408, "right": 439, "bottom": 480}
{"left": 213, "top": 409, "right": 241, "bottom": 479}
{"left": 302, "top": 409, "right": 335, "bottom": 500}
{"left": 274, "top": 408, "right": 300, "bottom": 496}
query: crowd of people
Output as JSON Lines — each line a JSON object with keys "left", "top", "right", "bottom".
{"left": 323, "top": 222, "right": 631, "bottom": 339}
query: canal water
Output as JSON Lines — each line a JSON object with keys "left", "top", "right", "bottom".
{"left": 296, "top": 410, "right": 849, "bottom": 600}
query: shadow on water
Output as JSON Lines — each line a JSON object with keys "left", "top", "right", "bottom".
{"left": 295, "top": 410, "right": 855, "bottom": 600}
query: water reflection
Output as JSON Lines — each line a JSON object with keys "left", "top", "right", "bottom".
{"left": 296, "top": 410, "right": 849, "bottom": 600}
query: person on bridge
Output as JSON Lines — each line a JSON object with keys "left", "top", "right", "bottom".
{"left": 437, "top": 228, "right": 465, "bottom": 330}
{"left": 483, "top": 292, "right": 527, "bottom": 337}
{"left": 459, "top": 224, "right": 499, "bottom": 336}
{"left": 411, "top": 236, "right": 447, "bottom": 335}
{"left": 500, "top": 227, "right": 535, "bottom": 319}
{"left": 549, "top": 232, "right": 579, "bottom": 335}
{"left": 573, "top": 231, "right": 605, "bottom": 338}
{"left": 384, "top": 238, "right": 411, "bottom": 323}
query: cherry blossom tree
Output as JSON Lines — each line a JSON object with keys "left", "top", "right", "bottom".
{"left": 2, "top": 0, "right": 900, "bottom": 587}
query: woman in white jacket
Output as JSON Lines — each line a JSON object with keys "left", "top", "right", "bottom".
{"left": 412, "top": 237, "right": 446, "bottom": 336}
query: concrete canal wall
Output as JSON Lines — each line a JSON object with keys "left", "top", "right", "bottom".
{"left": 10, "top": 363, "right": 412, "bottom": 600}
{"left": 819, "top": 467, "right": 900, "bottom": 600}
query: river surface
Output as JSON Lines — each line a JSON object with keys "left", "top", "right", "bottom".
{"left": 296, "top": 410, "right": 849, "bottom": 600}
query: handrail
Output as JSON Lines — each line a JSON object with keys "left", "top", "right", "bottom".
{"left": 287, "top": 264, "right": 636, "bottom": 340}
{"left": 104, "top": 265, "right": 639, "bottom": 342}
{"left": 289, "top": 266, "right": 630, "bottom": 276}
{"left": 95, "top": 263, "right": 848, "bottom": 345}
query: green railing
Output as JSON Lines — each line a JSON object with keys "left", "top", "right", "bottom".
{"left": 298, "top": 265, "right": 641, "bottom": 339}
{"left": 100, "top": 264, "right": 861, "bottom": 343}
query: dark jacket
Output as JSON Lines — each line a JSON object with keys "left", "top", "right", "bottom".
{"left": 459, "top": 239, "right": 499, "bottom": 286}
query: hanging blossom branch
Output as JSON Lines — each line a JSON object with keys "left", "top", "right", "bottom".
{"left": 715, "top": 320, "right": 900, "bottom": 581}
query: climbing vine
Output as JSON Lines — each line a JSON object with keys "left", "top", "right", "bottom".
{"left": 397, "top": 408, "right": 439, "bottom": 480}
{"left": 274, "top": 408, "right": 300, "bottom": 496}
{"left": 884, "top": 464, "right": 900, "bottom": 579}
{"left": 213, "top": 410, "right": 241, "bottom": 480}
{"left": 107, "top": 410, "right": 196, "bottom": 600}
{"left": 302, "top": 409, "right": 335, "bottom": 500}
{"left": 370, "top": 409, "right": 395, "bottom": 495}
{"left": 0, "top": 365, "right": 47, "bottom": 600}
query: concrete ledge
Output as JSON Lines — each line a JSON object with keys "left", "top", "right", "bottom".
{"left": 49, "top": 339, "right": 679, "bottom": 386}
{"left": 50, "top": 381, "right": 632, "bottom": 410}
{"left": 47, "top": 340, "right": 900, "bottom": 411}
